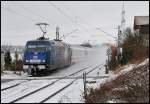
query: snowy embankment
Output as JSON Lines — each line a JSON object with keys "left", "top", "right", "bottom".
{"left": 106, "top": 58, "right": 149, "bottom": 82}
{"left": 85, "top": 58, "right": 149, "bottom": 103}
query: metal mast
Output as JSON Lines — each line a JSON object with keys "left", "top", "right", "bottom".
{"left": 56, "top": 26, "right": 60, "bottom": 40}
{"left": 117, "top": 25, "right": 122, "bottom": 60}
{"left": 120, "top": 1, "right": 126, "bottom": 38}
{"left": 117, "top": 2, "right": 125, "bottom": 60}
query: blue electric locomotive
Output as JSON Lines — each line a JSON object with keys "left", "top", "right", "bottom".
{"left": 23, "top": 39, "right": 72, "bottom": 76}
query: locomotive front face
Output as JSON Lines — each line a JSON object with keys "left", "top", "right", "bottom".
{"left": 23, "top": 41, "right": 50, "bottom": 74}
{"left": 24, "top": 45, "right": 47, "bottom": 64}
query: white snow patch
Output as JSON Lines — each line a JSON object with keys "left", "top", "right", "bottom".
{"left": 46, "top": 79, "right": 84, "bottom": 103}
{"left": 16, "top": 79, "right": 75, "bottom": 103}
{"left": 97, "top": 58, "right": 149, "bottom": 90}
{"left": 1, "top": 80, "right": 55, "bottom": 103}
{"left": 1, "top": 80, "right": 27, "bottom": 90}
{"left": 137, "top": 58, "right": 149, "bottom": 67}
{"left": 118, "top": 64, "right": 135, "bottom": 75}
{"left": 1, "top": 71, "right": 28, "bottom": 79}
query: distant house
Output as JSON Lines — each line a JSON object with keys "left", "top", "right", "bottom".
{"left": 134, "top": 16, "right": 149, "bottom": 47}
{"left": 1, "top": 51, "right": 5, "bottom": 71}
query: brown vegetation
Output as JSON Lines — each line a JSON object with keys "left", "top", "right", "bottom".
{"left": 85, "top": 59, "right": 149, "bottom": 103}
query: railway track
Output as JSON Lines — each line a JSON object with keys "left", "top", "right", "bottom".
{"left": 39, "top": 64, "right": 104, "bottom": 103}
{"left": 2, "top": 66, "right": 91, "bottom": 103}
{"left": 1, "top": 66, "right": 91, "bottom": 92}
{"left": 2, "top": 64, "right": 104, "bottom": 103}
{"left": 39, "top": 79, "right": 77, "bottom": 103}
{"left": 1, "top": 80, "right": 29, "bottom": 91}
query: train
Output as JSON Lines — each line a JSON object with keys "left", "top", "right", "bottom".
{"left": 23, "top": 39, "right": 72, "bottom": 76}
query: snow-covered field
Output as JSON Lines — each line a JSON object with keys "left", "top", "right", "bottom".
{"left": 1, "top": 45, "right": 109, "bottom": 103}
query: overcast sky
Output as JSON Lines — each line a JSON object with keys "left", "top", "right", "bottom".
{"left": 1, "top": 1, "right": 149, "bottom": 46}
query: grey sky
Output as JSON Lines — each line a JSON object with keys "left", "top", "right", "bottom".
{"left": 1, "top": 1, "right": 149, "bottom": 46}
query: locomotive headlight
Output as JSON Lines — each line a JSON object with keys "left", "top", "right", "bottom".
{"left": 42, "top": 60, "right": 46, "bottom": 62}
{"left": 26, "top": 60, "right": 29, "bottom": 62}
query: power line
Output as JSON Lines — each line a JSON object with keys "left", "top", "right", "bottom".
{"left": 47, "top": 1, "right": 88, "bottom": 32}
{"left": 96, "top": 27, "right": 117, "bottom": 39}
{"left": 2, "top": 7, "right": 37, "bottom": 22}
{"left": 48, "top": 1, "right": 108, "bottom": 41}
{"left": 47, "top": 1, "right": 74, "bottom": 23}
{"left": 60, "top": 3, "right": 89, "bottom": 26}
{"left": 59, "top": 29, "right": 78, "bottom": 39}
{"left": 58, "top": 3, "right": 89, "bottom": 29}
{"left": 59, "top": 2, "right": 120, "bottom": 41}
{"left": 12, "top": 2, "right": 55, "bottom": 25}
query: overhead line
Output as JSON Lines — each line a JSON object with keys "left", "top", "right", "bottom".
{"left": 59, "top": 29, "right": 78, "bottom": 39}
{"left": 96, "top": 27, "right": 117, "bottom": 39}
{"left": 2, "top": 7, "right": 37, "bottom": 22}
{"left": 47, "top": 1, "right": 74, "bottom": 23}
{"left": 47, "top": 1, "right": 88, "bottom": 32}
{"left": 60, "top": 3, "right": 89, "bottom": 26}
{"left": 12, "top": 2, "right": 55, "bottom": 25}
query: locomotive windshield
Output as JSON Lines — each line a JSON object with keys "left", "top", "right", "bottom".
{"left": 25, "top": 41, "right": 50, "bottom": 52}
{"left": 27, "top": 45, "right": 46, "bottom": 52}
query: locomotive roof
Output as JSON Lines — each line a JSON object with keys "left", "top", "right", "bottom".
{"left": 26, "top": 39, "right": 70, "bottom": 46}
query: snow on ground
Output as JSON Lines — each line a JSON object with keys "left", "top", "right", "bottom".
{"left": 118, "top": 64, "right": 135, "bottom": 75}
{"left": 1, "top": 80, "right": 27, "bottom": 90}
{"left": 1, "top": 71, "right": 28, "bottom": 79}
{"left": 16, "top": 79, "right": 74, "bottom": 103}
{"left": 87, "top": 65, "right": 107, "bottom": 76}
{"left": 1, "top": 79, "right": 55, "bottom": 103}
{"left": 1, "top": 77, "right": 109, "bottom": 103}
{"left": 137, "top": 58, "right": 149, "bottom": 67}
{"left": 45, "top": 78, "right": 108, "bottom": 103}
{"left": 46, "top": 79, "right": 84, "bottom": 103}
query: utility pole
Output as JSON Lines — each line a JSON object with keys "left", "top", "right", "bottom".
{"left": 120, "top": 1, "right": 126, "bottom": 36}
{"left": 113, "top": 2, "right": 125, "bottom": 62}
{"left": 83, "top": 72, "right": 87, "bottom": 99}
{"left": 117, "top": 2, "right": 125, "bottom": 61}
{"left": 14, "top": 49, "right": 18, "bottom": 74}
{"left": 56, "top": 26, "right": 60, "bottom": 40}
{"left": 117, "top": 25, "right": 122, "bottom": 61}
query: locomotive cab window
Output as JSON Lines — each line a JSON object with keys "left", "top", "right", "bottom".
{"left": 27, "top": 45, "right": 47, "bottom": 52}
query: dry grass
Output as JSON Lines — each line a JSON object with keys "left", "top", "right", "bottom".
{"left": 128, "top": 56, "right": 147, "bottom": 64}
{"left": 113, "top": 56, "right": 147, "bottom": 74}
{"left": 113, "top": 65, "right": 126, "bottom": 74}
